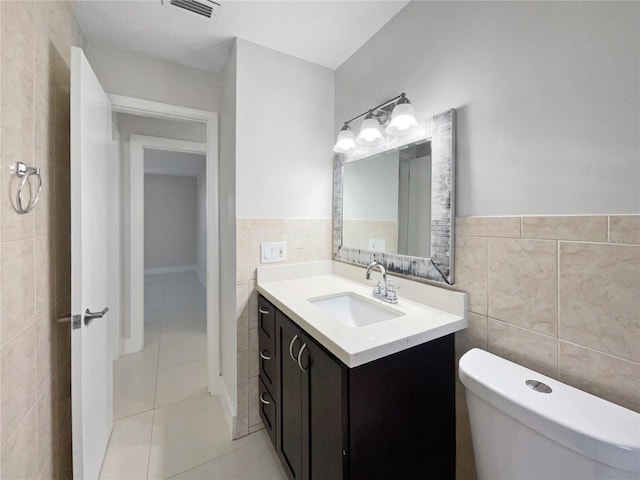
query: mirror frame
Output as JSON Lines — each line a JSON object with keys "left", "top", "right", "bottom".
{"left": 332, "top": 108, "right": 456, "bottom": 284}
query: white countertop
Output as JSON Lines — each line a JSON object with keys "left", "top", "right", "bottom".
{"left": 257, "top": 261, "right": 467, "bottom": 368}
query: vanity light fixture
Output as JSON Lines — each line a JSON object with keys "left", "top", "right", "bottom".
{"left": 333, "top": 92, "right": 419, "bottom": 153}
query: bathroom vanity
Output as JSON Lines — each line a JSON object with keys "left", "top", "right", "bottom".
{"left": 256, "top": 261, "right": 467, "bottom": 480}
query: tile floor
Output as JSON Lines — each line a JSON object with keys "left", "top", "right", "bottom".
{"left": 100, "top": 272, "right": 286, "bottom": 479}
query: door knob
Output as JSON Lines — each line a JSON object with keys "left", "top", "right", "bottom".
{"left": 84, "top": 307, "right": 109, "bottom": 326}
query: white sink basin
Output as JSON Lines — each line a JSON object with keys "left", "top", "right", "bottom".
{"left": 308, "top": 292, "right": 404, "bottom": 328}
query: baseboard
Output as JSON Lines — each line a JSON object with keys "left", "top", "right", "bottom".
{"left": 196, "top": 266, "right": 206, "bottom": 288}
{"left": 144, "top": 265, "right": 196, "bottom": 275}
{"left": 218, "top": 378, "right": 237, "bottom": 438}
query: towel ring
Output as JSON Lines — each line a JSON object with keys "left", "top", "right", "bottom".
{"left": 12, "top": 162, "right": 42, "bottom": 214}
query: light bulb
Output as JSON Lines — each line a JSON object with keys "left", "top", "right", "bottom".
{"left": 386, "top": 97, "right": 419, "bottom": 136}
{"left": 356, "top": 115, "right": 384, "bottom": 146}
{"left": 333, "top": 124, "right": 356, "bottom": 153}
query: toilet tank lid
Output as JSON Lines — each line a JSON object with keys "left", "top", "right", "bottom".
{"left": 459, "top": 348, "right": 640, "bottom": 474}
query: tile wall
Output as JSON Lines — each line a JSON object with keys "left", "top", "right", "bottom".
{"left": 453, "top": 215, "right": 640, "bottom": 479}
{"left": 0, "top": 2, "right": 74, "bottom": 478}
{"left": 235, "top": 218, "right": 331, "bottom": 437}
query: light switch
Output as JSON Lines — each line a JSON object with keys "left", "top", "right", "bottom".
{"left": 261, "top": 242, "right": 288, "bottom": 264}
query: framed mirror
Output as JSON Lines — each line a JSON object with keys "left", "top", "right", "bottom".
{"left": 332, "top": 109, "right": 456, "bottom": 284}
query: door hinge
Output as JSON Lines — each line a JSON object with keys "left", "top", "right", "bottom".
{"left": 72, "top": 314, "right": 82, "bottom": 330}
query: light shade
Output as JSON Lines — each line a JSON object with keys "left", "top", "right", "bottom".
{"left": 332, "top": 124, "right": 356, "bottom": 153}
{"left": 356, "top": 114, "right": 385, "bottom": 146}
{"left": 386, "top": 97, "right": 419, "bottom": 135}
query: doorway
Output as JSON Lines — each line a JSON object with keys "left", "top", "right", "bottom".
{"left": 114, "top": 139, "right": 209, "bottom": 421}
{"left": 126, "top": 136, "right": 207, "bottom": 350}
{"left": 110, "top": 98, "right": 220, "bottom": 398}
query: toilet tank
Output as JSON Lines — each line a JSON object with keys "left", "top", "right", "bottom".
{"left": 459, "top": 348, "right": 640, "bottom": 480}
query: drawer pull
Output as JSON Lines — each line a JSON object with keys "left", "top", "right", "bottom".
{"left": 259, "top": 307, "right": 270, "bottom": 315}
{"left": 259, "top": 393, "right": 271, "bottom": 405}
{"left": 297, "top": 343, "right": 308, "bottom": 373}
{"left": 289, "top": 335, "right": 300, "bottom": 362}
{"left": 260, "top": 350, "right": 271, "bottom": 360}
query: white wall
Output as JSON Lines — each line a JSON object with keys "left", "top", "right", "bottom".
{"left": 85, "top": 42, "right": 222, "bottom": 111}
{"left": 117, "top": 114, "right": 206, "bottom": 143}
{"left": 236, "top": 39, "right": 335, "bottom": 218}
{"left": 219, "top": 40, "right": 334, "bottom": 435}
{"left": 219, "top": 41, "right": 238, "bottom": 420}
{"left": 144, "top": 149, "right": 206, "bottom": 176}
{"left": 343, "top": 151, "right": 399, "bottom": 221}
{"left": 142, "top": 147, "right": 206, "bottom": 281}
{"left": 335, "top": 1, "right": 640, "bottom": 215}
{"left": 195, "top": 171, "right": 207, "bottom": 286}
{"left": 109, "top": 115, "right": 122, "bottom": 360}
{"left": 144, "top": 174, "right": 197, "bottom": 270}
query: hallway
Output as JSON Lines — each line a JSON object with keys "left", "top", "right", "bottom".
{"left": 99, "top": 272, "right": 285, "bottom": 479}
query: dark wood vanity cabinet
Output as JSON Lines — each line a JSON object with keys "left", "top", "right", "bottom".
{"left": 258, "top": 295, "right": 455, "bottom": 480}
{"left": 258, "top": 296, "right": 278, "bottom": 444}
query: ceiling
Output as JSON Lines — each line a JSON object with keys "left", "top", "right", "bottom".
{"left": 71, "top": 0, "right": 409, "bottom": 73}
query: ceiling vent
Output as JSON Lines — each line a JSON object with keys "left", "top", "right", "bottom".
{"left": 161, "top": 0, "right": 221, "bottom": 20}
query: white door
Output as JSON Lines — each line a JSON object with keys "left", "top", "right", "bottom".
{"left": 70, "top": 46, "right": 114, "bottom": 479}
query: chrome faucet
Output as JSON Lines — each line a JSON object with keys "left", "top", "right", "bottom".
{"left": 365, "top": 262, "right": 398, "bottom": 304}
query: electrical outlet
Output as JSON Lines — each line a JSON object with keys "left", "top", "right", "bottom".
{"left": 369, "top": 239, "right": 386, "bottom": 252}
{"left": 261, "top": 242, "right": 288, "bottom": 264}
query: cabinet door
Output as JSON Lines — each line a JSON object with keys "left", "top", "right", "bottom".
{"left": 258, "top": 296, "right": 276, "bottom": 346}
{"left": 348, "top": 334, "right": 455, "bottom": 479}
{"left": 300, "top": 333, "right": 346, "bottom": 480}
{"left": 259, "top": 378, "right": 277, "bottom": 446}
{"left": 259, "top": 329, "right": 277, "bottom": 393}
{"left": 258, "top": 296, "right": 278, "bottom": 395}
{"left": 276, "top": 311, "right": 304, "bottom": 480}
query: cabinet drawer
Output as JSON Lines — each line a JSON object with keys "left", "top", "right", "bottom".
{"left": 259, "top": 378, "right": 277, "bottom": 447}
{"left": 258, "top": 296, "right": 276, "bottom": 345}
{"left": 259, "top": 329, "right": 277, "bottom": 393}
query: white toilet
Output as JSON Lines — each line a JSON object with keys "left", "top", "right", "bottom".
{"left": 459, "top": 348, "right": 640, "bottom": 480}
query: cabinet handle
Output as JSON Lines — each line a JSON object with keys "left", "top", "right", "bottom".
{"left": 289, "top": 335, "right": 300, "bottom": 362}
{"left": 259, "top": 307, "right": 270, "bottom": 315}
{"left": 260, "top": 350, "right": 271, "bottom": 360}
{"left": 259, "top": 393, "right": 271, "bottom": 405}
{"left": 297, "top": 343, "right": 308, "bottom": 373}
